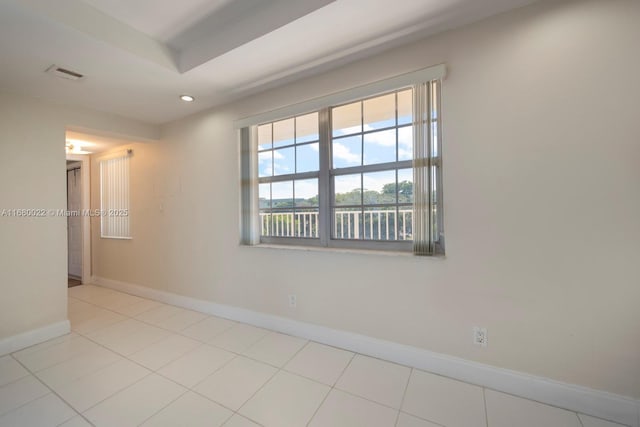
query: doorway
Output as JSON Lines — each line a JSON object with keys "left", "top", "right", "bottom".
{"left": 65, "top": 153, "right": 91, "bottom": 287}
{"left": 67, "top": 161, "right": 82, "bottom": 287}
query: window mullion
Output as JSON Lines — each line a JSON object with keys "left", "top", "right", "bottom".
{"left": 318, "top": 108, "right": 331, "bottom": 246}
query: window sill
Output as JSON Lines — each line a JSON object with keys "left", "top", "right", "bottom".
{"left": 241, "top": 243, "right": 445, "bottom": 259}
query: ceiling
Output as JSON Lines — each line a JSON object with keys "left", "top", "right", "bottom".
{"left": 0, "top": 0, "right": 538, "bottom": 125}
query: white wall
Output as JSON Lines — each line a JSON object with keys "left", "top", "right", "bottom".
{"left": 92, "top": 0, "right": 640, "bottom": 398}
{"left": 0, "top": 91, "right": 158, "bottom": 343}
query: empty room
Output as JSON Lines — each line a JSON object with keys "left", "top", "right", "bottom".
{"left": 0, "top": 0, "right": 638, "bottom": 426}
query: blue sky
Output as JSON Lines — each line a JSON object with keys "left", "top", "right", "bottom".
{"left": 259, "top": 116, "right": 415, "bottom": 200}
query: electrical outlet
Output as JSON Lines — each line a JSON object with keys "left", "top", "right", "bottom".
{"left": 473, "top": 327, "right": 488, "bottom": 347}
{"left": 288, "top": 294, "right": 297, "bottom": 308}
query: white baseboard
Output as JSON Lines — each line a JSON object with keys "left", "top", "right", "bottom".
{"left": 92, "top": 276, "right": 640, "bottom": 427}
{"left": 0, "top": 320, "right": 71, "bottom": 357}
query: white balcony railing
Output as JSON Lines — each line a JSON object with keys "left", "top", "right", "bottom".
{"left": 260, "top": 209, "right": 413, "bottom": 240}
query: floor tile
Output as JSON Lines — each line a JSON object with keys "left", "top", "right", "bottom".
{"left": 13, "top": 335, "right": 99, "bottom": 372}
{"left": 402, "top": 369, "right": 486, "bottom": 427}
{"left": 58, "top": 415, "right": 93, "bottom": 427}
{"left": 84, "top": 374, "right": 186, "bottom": 427}
{"left": 141, "top": 391, "right": 232, "bottom": 427}
{"left": 578, "top": 414, "right": 628, "bottom": 427}
{"left": 239, "top": 371, "right": 330, "bottom": 427}
{"left": 285, "top": 342, "right": 354, "bottom": 386}
{"left": 208, "top": 323, "right": 270, "bottom": 353}
{"left": 158, "top": 344, "right": 234, "bottom": 387}
{"left": 135, "top": 304, "right": 185, "bottom": 325}
{"left": 55, "top": 359, "right": 150, "bottom": 412}
{"left": 68, "top": 286, "right": 117, "bottom": 304}
{"left": 90, "top": 292, "right": 146, "bottom": 311}
{"left": 67, "top": 298, "right": 96, "bottom": 316}
{"left": 153, "top": 309, "right": 208, "bottom": 332}
{"left": 181, "top": 316, "right": 236, "bottom": 342}
{"left": 87, "top": 318, "right": 170, "bottom": 355}
{"left": 335, "top": 354, "right": 410, "bottom": 409}
{"left": 308, "top": 388, "right": 398, "bottom": 427}
{"left": 0, "top": 355, "right": 29, "bottom": 387}
{"left": 70, "top": 308, "right": 127, "bottom": 335}
{"left": 111, "top": 299, "right": 163, "bottom": 317}
{"left": 12, "top": 333, "right": 78, "bottom": 358}
{"left": 223, "top": 414, "right": 261, "bottom": 427}
{"left": 485, "top": 389, "right": 581, "bottom": 427}
{"left": 242, "top": 332, "right": 307, "bottom": 367}
{"left": 396, "top": 412, "right": 441, "bottom": 427}
{"left": 0, "top": 393, "right": 76, "bottom": 427}
{"left": 35, "top": 346, "right": 122, "bottom": 389}
{"left": 129, "top": 334, "right": 201, "bottom": 371}
{"left": 194, "top": 355, "right": 277, "bottom": 411}
{"left": 0, "top": 375, "right": 49, "bottom": 416}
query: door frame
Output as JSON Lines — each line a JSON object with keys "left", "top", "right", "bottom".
{"left": 66, "top": 153, "right": 91, "bottom": 284}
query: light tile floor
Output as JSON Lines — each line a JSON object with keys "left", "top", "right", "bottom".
{"left": 0, "top": 285, "right": 629, "bottom": 427}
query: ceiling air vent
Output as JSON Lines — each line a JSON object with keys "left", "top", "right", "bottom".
{"left": 46, "top": 64, "right": 84, "bottom": 81}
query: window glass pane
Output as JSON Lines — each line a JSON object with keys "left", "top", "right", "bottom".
{"left": 295, "top": 178, "right": 318, "bottom": 207}
{"left": 271, "top": 181, "right": 293, "bottom": 208}
{"left": 295, "top": 208, "right": 319, "bottom": 238}
{"left": 332, "top": 208, "right": 362, "bottom": 239}
{"left": 397, "top": 168, "right": 413, "bottom": 204}
{"left": 296, "top": 112, "right": 319, "bottom": 143}
{"left": 332, "top": 135, "right": 361, "bottom": 168}
{"left": 296, "top": 143, "right": 319, "bottom": 173}
{"left": 258, "top": 151, "right": 272, "bottom": 177}
{"left": 363, "top": 129, "right": 396, "bottom": 165}
{"left": 334, "top": 174, "right": 361, "bottom": 206}
{"left": 363, "top": 206, "right": 396, "bottom": 240}
{"left": 259, "top": 183, "right": 271, "bottom": 209}
{"left": 397, "top": 89, "right": 413, "bottom": 126}
{"left": 273, "top": 146, "right": 294, "bottom": 176}
{"left": 258, "top": 124, "right": 272, "bottom": 150}
{"left": 332, "top": 102, "right": 361, "bottom": 137}
{"left": 398, "top": 126, "right": 413, "bottom": 161}
{"left": 363, "top": 170, "right": 396, "bottom": 204}
{"left": 273, "top": 118, "right": 294, "bottom": 147}
{"left": 363, "top": 93, "right": 395, "bottom": 130}
{"left": 397, "top": 208, "right": 413, "bottom": 241}
{"left": 431, "top": 121, "right": 439, "bottom": 157}
{"left": 259, "top": 211, "right": 272, "bottom": 236}
{"left": 271, "top": 212, "right": 294, "bottom": 237}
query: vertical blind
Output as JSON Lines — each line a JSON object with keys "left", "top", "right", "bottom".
{"left": 100, "top": 152, "right": 131, "bottom": 239}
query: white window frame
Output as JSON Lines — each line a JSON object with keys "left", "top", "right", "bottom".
{"left": 239, "top": 64, "right": 445, "bottom": 255}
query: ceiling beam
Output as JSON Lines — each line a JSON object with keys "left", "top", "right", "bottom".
{"left": 170, "top": 0, "right": 335, "bottom": 73}
{"left": 19, "top": 0, "right": 178, "bottom": 71}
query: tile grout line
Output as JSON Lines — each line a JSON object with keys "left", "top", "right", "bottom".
{"left": 75, "top": 286, "right": 621, "bottom": 427}
{"left": 9, "top": 353, "right": 95, "bottom": 427}
{"left": 304, "top": 351, "right": 357, "bottom": 426}
{"left": 394, "top": 367, "right": 413, "bottom": 427}
{"left": 74, "top": 287, "right": 453, "bottom": 426}
{"left": 483, "top": 387, "right": 490, "bottom": 427}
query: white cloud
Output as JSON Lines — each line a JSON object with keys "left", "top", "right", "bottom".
{"left": 332, "top": 142, "right": 360, "bottom": 164}
{"left": 295, "top": 179, "right": 318, "bottom": 199}
{"left": 364, "top": 128, "right": 395, "bottom": 147}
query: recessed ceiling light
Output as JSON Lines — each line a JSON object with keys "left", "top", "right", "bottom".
{"left": 180, "top": 95, "right": 195, "bottom": 102}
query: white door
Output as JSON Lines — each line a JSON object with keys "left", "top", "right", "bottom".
{"left": 67, "top": 167, "right": 82, "bottom": 278}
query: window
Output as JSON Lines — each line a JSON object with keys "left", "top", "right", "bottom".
{"left": 99, "top": 150, "right": 131, "bottom": 239}
{"left": 240, "top": 65, "right": 444, "bottom": 255}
